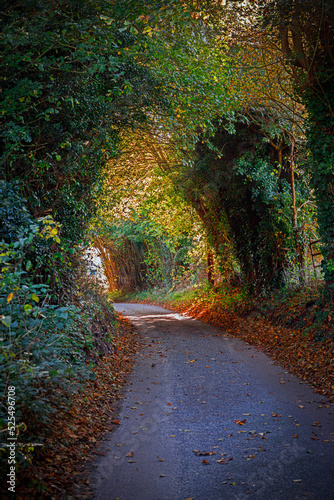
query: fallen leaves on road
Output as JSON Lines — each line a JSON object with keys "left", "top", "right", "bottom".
{"left": 143, "top": 290, "right": 333, "bottom": 402}
{"left": 217, "top": 457, "right": 233, "bottom": 464}
{"left": 234, "top": 419, "right": 246, "bottom": 425}
{"left": 193, "top": 450, "right": 216, "bottom": 456}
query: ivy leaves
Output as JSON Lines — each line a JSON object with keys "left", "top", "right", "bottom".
{"left": 0, "top": 0, "right": 167, "bottom": 241}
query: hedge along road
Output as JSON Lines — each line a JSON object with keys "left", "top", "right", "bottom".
{"left": 92, "top": 303, "right": 334, "bottom": 500}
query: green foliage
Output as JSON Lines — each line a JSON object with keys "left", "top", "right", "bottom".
{"left": 95, "top": 211, "right": 198, "bottom": 291}
{"left": 0, "top": 205, "right": 87, "bottom": 429}
{"left": 264, "top": 0, "right": 334, "bottom": 298}
{"left": 173, "top": 117, "right": 316, "bottom": 293}
{"left": 303, "top": 86, "right": 334, "bottom": 293}
{"left": 0, "top": 0, "right": 166, "bottom": 241}
{"left": 0, "top": 181, "right": 115, "bottom": 447}
{"left": 0, "top": 181, "right": 32, "bottom": 242}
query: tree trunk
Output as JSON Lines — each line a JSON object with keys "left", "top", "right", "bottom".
{"left": 305, "top": 87, "right": 334, "bottom": 300}
{"left": 207, "top": 249, "right": 215, "bottom": 287}
{"left": 290, "top": 139, "right": 304, "bottom": 283}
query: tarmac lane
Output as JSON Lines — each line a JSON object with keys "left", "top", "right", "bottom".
{"left": 92, "top": 303, "right": 334, "bottom": 500}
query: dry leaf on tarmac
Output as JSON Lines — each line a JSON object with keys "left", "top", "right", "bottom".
{"left": 193, "top": 450, "right": 216, "bottom": 456}
{"left": 234, "top": 419, "right": 246, "bottom": 425}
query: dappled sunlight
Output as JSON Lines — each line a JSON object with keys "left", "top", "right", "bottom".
{"left": 125, "top": 313, "right": 192, "bottom": 322}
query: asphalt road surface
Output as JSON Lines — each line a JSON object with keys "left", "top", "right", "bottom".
{"left": 92, "top": 303, "right": 334, "bottom": 500}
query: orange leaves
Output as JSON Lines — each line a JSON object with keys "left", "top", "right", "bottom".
{"left": 193, "top": 449, "right": 233, "bottom": 466}
{"left": 138, "top": 15, "right": 149, "bottom": 23}
{"left": 234, "top": 419, "right": 246, "bottom": 426}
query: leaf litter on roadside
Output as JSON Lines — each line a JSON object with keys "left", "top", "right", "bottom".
{"left": 16, "top": 314, "right": 139, "bottom": 498}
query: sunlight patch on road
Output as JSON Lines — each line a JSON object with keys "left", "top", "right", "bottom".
{"left": 126, "top": 313, "right": 191, "bottom": 322}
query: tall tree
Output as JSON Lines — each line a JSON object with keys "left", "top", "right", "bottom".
{"left": 265, "top": 0, "right": 334, "bottom": 298}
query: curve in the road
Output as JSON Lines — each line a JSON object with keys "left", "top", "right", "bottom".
{"left": 92, "top": 303, "right": 334, "bottom": 500}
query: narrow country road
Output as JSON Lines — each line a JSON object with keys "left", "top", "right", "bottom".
{"left": 92, "top": 303, "right": 334, "bottom": 500}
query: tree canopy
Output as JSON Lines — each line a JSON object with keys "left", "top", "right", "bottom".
{"left": 1, "top": 0, "right": 334, "bottom": 462}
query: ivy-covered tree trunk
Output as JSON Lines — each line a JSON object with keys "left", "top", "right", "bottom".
{"left": 268, "top": 0, "right": 334, "bottom": 300}
{"left": 182, "top": 121, "right": 291, "bottom": 294}
{"left": 305, "top": 85, "right": 334, "bottom": 297}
